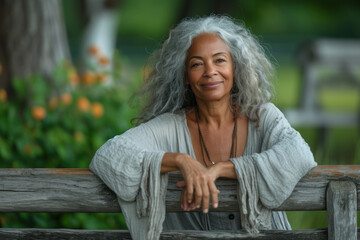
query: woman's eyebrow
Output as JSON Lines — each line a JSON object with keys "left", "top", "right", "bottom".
{"left": 189, "top": 52, "right": 228, "bottom": 60}
{"left": 213, "top": 52, "right": 228, "bottom": 57}
{"left": 188, "top": 56, "right": 202, "bottom": 60}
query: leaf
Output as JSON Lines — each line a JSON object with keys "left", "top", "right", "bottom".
{"left": 12, "top": 77, "right": 27, "bottom": 96}
{"left": 0, "top": 137, "right": 11, "bottom": 160}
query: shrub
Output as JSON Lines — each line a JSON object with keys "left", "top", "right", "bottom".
{"left": 0, "top": 47, "right": 137, "bottom": 229}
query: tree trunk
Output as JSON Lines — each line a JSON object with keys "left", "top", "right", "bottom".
{"left": 0, "top": 0, "right": 70, "bottom": 96}
{"left": 80, "top": 0, "right": 120, "bottom": 84}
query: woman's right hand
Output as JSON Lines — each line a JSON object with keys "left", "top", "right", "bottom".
{"left": 161, "top": 152, "right": 220, "bottom": 213}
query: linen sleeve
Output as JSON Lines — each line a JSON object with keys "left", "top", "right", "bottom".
{"left": 89, "top": 114, "right": 181, "bottom": 239}
{"left": 89, "top": 119, "right": 166, "bottom": 202}
{"left": 254, "top": 103, "right": 317, "bottom": 208}
{"left": 232, "top": 103, "right": 317, "bottom": 209}
{"left": 90, "top": 113, "right": 191, "bottom": 239}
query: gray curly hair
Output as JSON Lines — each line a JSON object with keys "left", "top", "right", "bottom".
{"left": 134, "top": 15, "right": 273, "bottom": 124}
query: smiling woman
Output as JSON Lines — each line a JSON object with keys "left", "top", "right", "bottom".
{"left": 186, "top": 33, "right": 234, "bottom": 104}
{"left": 89, "top": 15, "right": 317, "bottom": 239}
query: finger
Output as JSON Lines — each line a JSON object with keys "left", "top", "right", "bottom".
{"left": 201, "top": 183, "right": 210, "bottom": 214}
{"left": 176, "top": 180, "right": 186, "bottom": 188}
{"left": 182, "top": 189, "right": 195, "bottom": 211}
{"left": 209, "top": 182, "right": 219, "bottom": 209}
{"left": 186, "top": 179, "right": 194, "bottom": 204}
{"left": 193, "top": 180, "right": 203, "bottom": 209}
{"left": 180, "top": 189, "right": 186, "bottom": 210}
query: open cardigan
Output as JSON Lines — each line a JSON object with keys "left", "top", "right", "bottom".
{"left": 89, "top": 103, "right": 317, "bottom": 239}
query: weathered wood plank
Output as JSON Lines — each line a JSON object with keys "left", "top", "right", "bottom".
{"left": 0, "top": 228, "right": 337, "bottom": 240}
{"left": 327, "top": 181, "right": 358, "bottom": 240}
{"left": 279, "top": 165, "right": 360, "bottom": 211}
{"left": 0, "top": 166, "right": 359, "bottom": 212}
{"left": 0, "top": 168, "right": 121, "bottom": 212}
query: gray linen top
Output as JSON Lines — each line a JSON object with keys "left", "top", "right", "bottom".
{"left": 89, "top": 103, "right": 317, "bottom": 239}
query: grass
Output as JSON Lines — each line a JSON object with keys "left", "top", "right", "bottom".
{"left": 272, "top": 63, "right": 301, "bottom": 109}
{"left": 319, "top": 88, "right": 360, "bottom": 111}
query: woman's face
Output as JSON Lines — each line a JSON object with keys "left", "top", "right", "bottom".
{"left": 186, "top": 33, "right": 234, "bottom": 104}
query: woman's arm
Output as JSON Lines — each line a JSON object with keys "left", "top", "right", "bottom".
{"left": 231, "top": 103, "right": 317, "bottom": 208}
{"left": 225, "top": 103, "right": 316, "bottom": 232}
{"left": 209, "top": 160, "right": 237, "bottom": 179}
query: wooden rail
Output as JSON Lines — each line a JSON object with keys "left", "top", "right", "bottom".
{"left": 0, "top": 166, "right": 359, "bottom": 239}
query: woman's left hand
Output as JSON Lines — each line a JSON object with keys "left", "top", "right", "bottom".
{"left": 176, "top": 164, "right": 221, "bottom": 213}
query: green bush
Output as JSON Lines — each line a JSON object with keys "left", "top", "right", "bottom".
{"left": 0, "top": 49, "right": 137, "bottom": 229}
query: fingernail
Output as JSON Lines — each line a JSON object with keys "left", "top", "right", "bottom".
{"left": 203, "top": 209, "right": 208, "bottom": 214}
{"left": 213, "top": 203, "right": 218, "bottom": 208}
{"left": 196, "top": 205, "right": 200, "bottom": 208}
{"left": 188, "top": 200, "right": 192, "bottom": 204}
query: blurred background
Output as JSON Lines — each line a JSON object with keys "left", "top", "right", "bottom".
{"left": 0, "top": 0, "right": 359, "bottom": 231}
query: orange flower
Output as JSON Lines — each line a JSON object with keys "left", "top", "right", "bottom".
{"left": 77, "top": 97, "right": 90, "bottom": 112}
{"left": 88, "top": 45, "right": 99, "bottom": 56}
{"left": 48, "top": 97, "right": 58, "bottom": 110}
{"left": 24, "top": 144, "right": 31, "bottom": 155}
{"left": 60, "top": 93, "right": 72, "bottom": 105}
{"left": 82, "top": 71, "right": 96, "bottom": 85}
{"left": 31, "top": 106, "right": 46, "bottom": 120}
{"left": 68, "top": 72, "right": 80, "bottom": 86}
{"left": 91, "top": 102, "right": 104, "bottom": 118}
{"left": 98, "top": 56, "right": 109, "bottom": 66}
{"left": 0, "top": 89, "right": 7, "bottom": 101}
{"left": 97, "top": 73, "right": 107, "bottom": 83}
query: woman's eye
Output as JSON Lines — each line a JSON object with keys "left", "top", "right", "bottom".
{"left": 191, "top": 62, "right": 202, "bottom": 68}
{"left": 216, "top": 58, "right": 226, "bottom": 63}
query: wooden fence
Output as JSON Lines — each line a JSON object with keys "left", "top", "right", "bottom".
{"left": 0, "top": 165, "right": 359, "bottom": 239}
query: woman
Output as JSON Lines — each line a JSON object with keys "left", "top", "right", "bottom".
{"left": 90, "top": 15, "right": 316, "bottom": 239}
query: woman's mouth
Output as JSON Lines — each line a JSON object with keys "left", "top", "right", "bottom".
{"left": 201, "top": 81, "right": 223, "bottom": 88}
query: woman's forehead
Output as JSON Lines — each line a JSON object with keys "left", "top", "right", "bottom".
{"left": 187, "top": 33, "right": 230, "bottom": 58}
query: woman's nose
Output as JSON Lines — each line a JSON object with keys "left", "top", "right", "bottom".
{"left": 203, "top": 64, "right": 217, "bottom": 77}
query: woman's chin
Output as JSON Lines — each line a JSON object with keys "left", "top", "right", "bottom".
{"left": 196, "top": 93, "right": 231, "bottom": 104}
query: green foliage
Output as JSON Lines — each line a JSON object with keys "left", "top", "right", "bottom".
{"left": 0, "top": 51, "right": 138, "bottom": 229}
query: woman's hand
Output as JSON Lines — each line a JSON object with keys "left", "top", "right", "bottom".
{"left": 162, "top": 153, "right": 234, "bottom": 213}
{"left": 175, "top": 155, "right": 220, "bottom": 213}
{"left": 177, "top": 179, "right": 219, "bottom": 213}
{"left": 176, "top": 160, "right": 237, "bottom": 213}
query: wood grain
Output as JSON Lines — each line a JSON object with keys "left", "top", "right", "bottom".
{"left": 0, "top": 166, "right": 359, "bottom": 212}
{"left": 327, "top": 181, "right": 357, "bottom": 240}
{"left": 0, "top": 228, "right": 334, "bottom": 240}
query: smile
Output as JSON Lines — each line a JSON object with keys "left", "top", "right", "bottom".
{"left": 201, "top": 81, "right": 223, "bottom": 88}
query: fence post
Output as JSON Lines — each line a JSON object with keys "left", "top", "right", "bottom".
{"left": 327, "top": 181, "right": 357, "bottom": 240}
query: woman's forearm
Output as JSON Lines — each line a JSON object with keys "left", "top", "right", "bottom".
{"left": 161, "top": 153, "right": 238, "bottom": 179}
{"left": 212, "top": 161, "right": 237, "bottom": 179}
{"left": 160, "top": 152, "right": 189, "bottom": 173}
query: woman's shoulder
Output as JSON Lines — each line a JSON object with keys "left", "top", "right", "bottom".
{"left": 258, "top": 102, "right": 284, "bottom": 120}
{"left": 142, "top": 111, "right": 186, "bottom": 129}
{"left": 259, "top": 102, "right": 280, "bottom": 114}
{"left": 256, "top": 102, "right": 288, "bottom": 129}
{"left": 122, "top": 111, "right": 186, "bottom": 143}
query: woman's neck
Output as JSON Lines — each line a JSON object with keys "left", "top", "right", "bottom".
{"left": 196, "top": 99, "right": 234, "bottom": 129}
